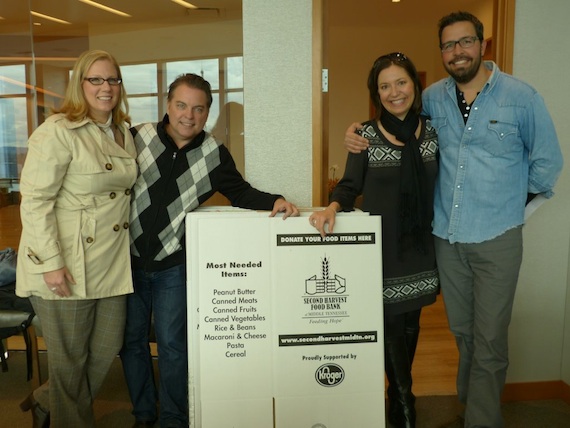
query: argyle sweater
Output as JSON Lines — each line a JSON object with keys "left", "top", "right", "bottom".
{"left": 129, "top": 116, "right": 281, "bottom": 271}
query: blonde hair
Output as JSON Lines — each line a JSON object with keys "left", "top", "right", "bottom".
{"left": 53, "top": 49, "right": 130, "bottom": 126}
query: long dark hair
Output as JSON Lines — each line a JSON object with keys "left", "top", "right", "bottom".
{"left": 367, "top": 52, "right": 422, "bottom": 121}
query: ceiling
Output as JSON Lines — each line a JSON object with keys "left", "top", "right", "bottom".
{"left": 0, "top": 0, "right": 243, "bottom": 37}
{"left": 0, "top": 0, "right": 489, "bottom": 58}
{"left": 0, "top": 0, "right": 487, "bottom": 37}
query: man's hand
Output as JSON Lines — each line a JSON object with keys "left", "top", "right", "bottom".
{"left": 345, "top": 122, "right": 369, "bottom": 153}
{"left": 270, "top": 198, "right": 300, "bottom": 219}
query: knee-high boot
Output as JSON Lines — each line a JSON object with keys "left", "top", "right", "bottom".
{"left": 385, "top": 336, "right": 416, "bottom": 428}
{"left": 405, "top": 325, "right": 420, "bottom": 366}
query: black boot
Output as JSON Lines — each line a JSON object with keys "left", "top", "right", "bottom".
{"left": 385, "top": 336, "right": 416, "bottom": 428}
{"left": 388, "top": 318, "right": 420, "bottom": 425}
{"left": 404, "top": 325, "right": 420, "bottom": 367}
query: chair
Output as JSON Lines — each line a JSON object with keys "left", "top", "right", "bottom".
{"left": 0, "top": 309, "right": 42, "bottom": 389}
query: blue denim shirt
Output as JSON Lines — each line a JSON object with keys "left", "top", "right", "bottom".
{"left": 423, "top": 61, "right": 563, "bottom": 243}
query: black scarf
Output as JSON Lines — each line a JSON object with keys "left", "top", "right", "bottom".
{"left": 379, "top": 110, "right": 429, "bottom": 256}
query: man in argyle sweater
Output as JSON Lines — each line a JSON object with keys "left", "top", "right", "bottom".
{"left": 120, "top": 73, "right": 298, "bottom": 428}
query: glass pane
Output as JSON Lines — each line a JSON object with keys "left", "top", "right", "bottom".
{"left": 206, "top": 93, "right": 220, "bottom": 133}
{"left": 210, "top": 99, "right": 245, "bottom": 175}
{"left": 226, "top": 57, "right": 243, "bottom": 89}
{"left": 129, "top": 96, "right": 159, "bottom": 126}
{"left": 122, "top": 63, "right": 158, "bottom": 95}
{"left": 0, "top": 0, "right": 244, "bottom": 220}
{"left": 0, "top": 98, "right": 28, "bottom": 179}
{"left": 226, "top": 92, "right": 244, "bottom": 105}
{"left": 166, "top": 59, "right": 220, "bottom": 90}
{"left": 0, "top": 65, "right": 27, "bottom": 95}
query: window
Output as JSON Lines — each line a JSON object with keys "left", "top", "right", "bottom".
{"left": 0, "top": 65, "right": 28, "bottom": 181}
{"left": 0, "top": 0, "right": 243, "bottom": 229}
{"left": 166, "top": 59, "right": 220, "bottom": 131}
{"left": 118, "top": 57, "right": 244, "bottom": 136}
{"left": 121, "top": 63, "right": 159, "bottom": 126}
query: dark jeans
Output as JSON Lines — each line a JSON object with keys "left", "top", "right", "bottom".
{"left": 120, "top": 264, "right": 188, "bottom": 427}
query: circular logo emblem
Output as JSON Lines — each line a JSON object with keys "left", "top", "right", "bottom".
{"left": 315, "top": 363, "right": 345, "bottom": 387}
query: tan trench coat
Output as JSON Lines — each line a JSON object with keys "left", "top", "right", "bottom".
{"left": 16, "top": 114, "right": 138, "bottom": 300}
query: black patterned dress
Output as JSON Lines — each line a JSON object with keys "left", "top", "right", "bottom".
{"left": 331, "top": 117, "right": 439, "bottom": 315}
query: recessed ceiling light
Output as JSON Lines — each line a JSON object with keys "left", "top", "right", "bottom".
{"left": 78, "top": 0, "right": 132, "bottom": 17}
{"left": 171, "top": 0, "right": 198, "bottom": 9}
{"left": 30, "top": 11, "right": 71, "bottom": 25}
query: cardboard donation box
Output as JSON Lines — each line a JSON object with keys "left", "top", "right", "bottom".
{"left": 187, "top": 210, "right": 385, "bottom": 427}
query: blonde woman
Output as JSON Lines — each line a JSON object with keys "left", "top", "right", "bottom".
{"left": 16, "top": 50, "right": 137, "bottom": 427}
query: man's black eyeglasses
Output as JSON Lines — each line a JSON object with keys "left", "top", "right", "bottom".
{"left": 440, "top": 36, "right": 479, "bottom": 53}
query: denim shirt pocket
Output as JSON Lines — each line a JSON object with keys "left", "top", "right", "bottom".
{"left": 484, "top": 121, "right": 521, "bottom": 155}
{"left": 428, "top": 116, "right": 448, "bottom": 147}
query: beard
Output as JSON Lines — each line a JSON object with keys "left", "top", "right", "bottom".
{"left": 444, "top": 54, "right": 482, "bottom": 84}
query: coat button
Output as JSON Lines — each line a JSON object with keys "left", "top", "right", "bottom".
{"left": 123, "top": 222, "right": 129, "bottom": 229}
{"left": 125, "top": 189, "right": 131, "bottom": 195}
{"left": 113, "top": 224, "right": 120, "bottom": 231}
{"left": 109, "top": 192, "right": 116, "bottom": 199}
{"left": 86, "top": 237, "right": 94, "bottom": 243}
{"left": 105, "top": 163, "right": 113, "bottom": 170}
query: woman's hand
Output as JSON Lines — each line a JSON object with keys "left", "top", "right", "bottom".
{"left": 270, "top": 198, "right": 300, "bottom": 219}
{"left": 309, "top": 204, "right": 339, "bottom": 237}
{"left": 44, "top": 267, "right": 76, "bottom": 298}
{"left": 345, "top": 122, "right": 369, "bottom": 153}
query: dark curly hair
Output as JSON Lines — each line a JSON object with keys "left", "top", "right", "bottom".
{"left": 438, "top": 11, "right": 484, "bottom": 45}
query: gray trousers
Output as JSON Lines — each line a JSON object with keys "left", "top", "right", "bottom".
{"left": 434, "top": 227, "right": 523, "bottom": 428}
{"left": 30, "top": 296, "right": 126, "bottom": 428}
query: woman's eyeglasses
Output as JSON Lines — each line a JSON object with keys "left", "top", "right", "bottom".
{"left": 84, "top": 77, "right": 122, "bottom": 86}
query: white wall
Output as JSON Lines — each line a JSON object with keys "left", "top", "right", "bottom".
{"left": 242, "top": 0, "right": 313, "bottom": 207}
{"left": 508, "top": 0, "right": 570, "bottom": 384}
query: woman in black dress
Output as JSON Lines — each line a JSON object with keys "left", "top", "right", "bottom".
{"left": 310, "top": 52, "right": 439, "bottom": 428}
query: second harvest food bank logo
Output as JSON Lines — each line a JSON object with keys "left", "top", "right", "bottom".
{"left": 274, "top": 232, "right": 376, "bottom": 317}
{"left": 304, "top": 255, "right": 348, "bottom": 315}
